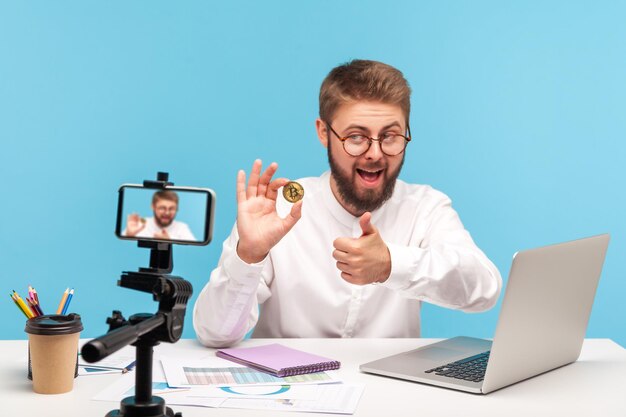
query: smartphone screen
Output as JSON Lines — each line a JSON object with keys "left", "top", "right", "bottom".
{"left": 115, "top": 185, "right": 215, "bottom": 245}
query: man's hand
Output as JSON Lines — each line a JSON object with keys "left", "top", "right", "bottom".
{"left": 154, "top": 229, "right": 170, "bottom": 240}
{"left": 236, "top": 159, "right": 303, "bottom": 264}
{"left": 332, "top": 212, "right": 391, "bottom": 285}
{"left": 125, "top": 213, "right": 145, "bottom": 237}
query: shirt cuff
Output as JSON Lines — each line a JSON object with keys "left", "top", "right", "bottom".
{"left": 223, "top": 249, "right": 270, "bottom": 285}
{"left": 380, "top": 242, "right": 424, "bottom": 291}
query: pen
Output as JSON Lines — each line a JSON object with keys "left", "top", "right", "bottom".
{"left": 61, "top": 288, "right": 74, "bottom": 315}
{"left": 122, "top": 360, "right": 136, "bottom": 374}
{"left": 56, "top": 288, "right": 69, "bottom": 314}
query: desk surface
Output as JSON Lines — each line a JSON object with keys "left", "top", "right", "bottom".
{"left": 1, "top": 338, "right": 625, "bottom": 417}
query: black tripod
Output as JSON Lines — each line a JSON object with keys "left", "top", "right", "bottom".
{"left": 82, "top": 242, "right": 192, "bottom": 417}
{"left": 82, "top": 173, "right": 193, "bottom": 417}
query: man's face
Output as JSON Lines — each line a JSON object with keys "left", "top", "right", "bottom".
{"left": 318, "top": 101, "right": 406, "bottom": 216}
{"left": 152, "top": 199, "right": 178, "bottom": 228}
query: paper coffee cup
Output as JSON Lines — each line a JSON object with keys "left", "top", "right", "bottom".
{"left": 25, "top": 314, "right": 83, "bottom": 394}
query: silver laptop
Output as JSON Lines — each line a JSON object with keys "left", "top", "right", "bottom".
{"left": 360, "top": 234, "right": 610, "bottom": 394}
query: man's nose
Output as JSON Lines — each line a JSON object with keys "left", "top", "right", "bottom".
{"left": 363, "top": 139, "right": 384, "bottom": 160}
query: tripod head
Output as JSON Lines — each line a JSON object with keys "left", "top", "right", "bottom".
{"left": 80, "top": 271, "right": 192, "bottom": 362}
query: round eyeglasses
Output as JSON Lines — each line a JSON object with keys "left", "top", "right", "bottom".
{"left": 325, "top": 122, "right": 411, "bottom": 157}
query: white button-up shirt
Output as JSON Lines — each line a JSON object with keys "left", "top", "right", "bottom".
{"left": 125, "top": 217, "right": 196, "bottom": 241}
{"left": 193, "top": 171, "right": 502, "bottom": 347}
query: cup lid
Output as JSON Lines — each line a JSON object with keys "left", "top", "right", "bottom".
{"left": 25, "top": 313, "right": 83, "bottom": 335}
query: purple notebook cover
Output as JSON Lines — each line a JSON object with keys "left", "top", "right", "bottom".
{"left": 216, "top": 343, "right": 340, "bottom": 377}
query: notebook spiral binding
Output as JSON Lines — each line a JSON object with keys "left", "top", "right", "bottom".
{"left": 280, "top": 360, "right": 341, "bottom": 377}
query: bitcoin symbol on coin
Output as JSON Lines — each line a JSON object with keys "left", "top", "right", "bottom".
{"left": 282, "top": 181, "right": 304, "bottom": 203}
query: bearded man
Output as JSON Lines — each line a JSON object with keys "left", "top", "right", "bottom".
{"left": 124, "top": 190, "right": 195, "bottom": 241}
{"left": 193, "top": 60, "right": 502, "bottom": 347}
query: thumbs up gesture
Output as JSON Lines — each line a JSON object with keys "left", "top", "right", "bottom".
{"left": 332, "top": 212, "right": 392, "bottom": 285}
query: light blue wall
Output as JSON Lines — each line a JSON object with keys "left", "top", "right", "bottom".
{"left": 1, "top": 1, "right": 624, "bottom": 346}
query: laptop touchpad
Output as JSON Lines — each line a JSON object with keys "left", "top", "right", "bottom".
{"left": 411, "top": 346, "right": 462, "bottom": 361}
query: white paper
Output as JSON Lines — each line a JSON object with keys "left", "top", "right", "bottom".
{"left": 219, "top": 383, "right": 365, "bottom": 414}
{"left": 78, "top": 366, "right": 122, "bottom": 376}
{"left": 93, "top": 364, "right": 362, "bottom": 414}
{"left": 159, "top": 390, "right": 225, "bottom": 408}
{"left": 161, "top": 356, "right": 341, "bottom": 388}
{"left": 92, "top": 377, "right": 191, "bottom": 403}
{"left": 79, "top": 349, "right": 135, "bottom": 371}
{"left": 181, "top": 384, "right": 321, "bottom": 400}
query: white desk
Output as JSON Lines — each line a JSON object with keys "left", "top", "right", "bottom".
{"left": 1, "top": 338, "right": 625, "bottom": 417}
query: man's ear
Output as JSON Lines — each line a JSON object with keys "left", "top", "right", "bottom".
{"left": 315, "top": 118, "right": 328, "bottom": 148}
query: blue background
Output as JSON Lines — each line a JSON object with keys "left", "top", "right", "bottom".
{"left": 1, "top": 1, "right": 624, "bottom": 346}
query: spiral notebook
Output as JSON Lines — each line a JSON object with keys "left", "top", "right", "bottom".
{"left": 216, "top": 343, "right": 341, "bottom": 377}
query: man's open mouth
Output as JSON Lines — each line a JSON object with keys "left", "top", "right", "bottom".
{"left": 356, "top": 168, "right": 383, "bottom": 184}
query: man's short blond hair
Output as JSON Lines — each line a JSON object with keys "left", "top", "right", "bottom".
{"left": 319, "top": 59, "right": 411, "bottom": 125}
{"left": 152, "top": 190, "right": 179, "bottom": 206}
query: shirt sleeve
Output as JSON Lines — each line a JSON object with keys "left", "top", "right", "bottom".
{"left": 193, "top": 225, "right": 273, "bottom": 347}
{"left": 381, "top": 192, "right": 502, "bottom": 312}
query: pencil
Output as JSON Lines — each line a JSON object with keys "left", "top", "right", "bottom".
{"left": 32, "top": 286, "right": 40, "bottom": 304}
{"left": 32, "top": 287, "right": 43, "bottom": 313}
{"left": 12, "top": 291, "right": 34, "bottom": 319}
{"left": 31, "top": 297, "right": 44, "bottom": 316}
{"left": 28, "top": 297, "right": 43, "bottom": 316}
{"left": 56, "top": 288, "right": 69, "bottom": 315}
{"left": 10, "top": 294, "right": 30, "bottom": 319}
{"left": 61, "top": 288, "right": 74, "bottom": 315}
{"left": 12, "top": 291, "right": 34, "bottom": 318}
{"left": 26, "top": 298, "right": 40, "bottom": 317}
{"left": 122, "top": 360, "right": 136, "bottom": 374}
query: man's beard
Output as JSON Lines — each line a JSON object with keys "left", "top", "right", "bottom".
{"left": 328, "top": 144, "right": 404, "bottom": 214}
{"left": 154, "top": 214, "right": 174, "bottom": 228}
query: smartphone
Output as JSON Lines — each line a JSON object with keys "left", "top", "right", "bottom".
{"left": 115, "top": 184, "right": 215, "bottom": 245}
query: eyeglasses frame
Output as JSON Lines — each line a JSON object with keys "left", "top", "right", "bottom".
{"left": 324, "top": 121, "right": 412, "bottom": 157}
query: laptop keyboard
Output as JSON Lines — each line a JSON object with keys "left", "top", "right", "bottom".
{"left": 424, "top": 351, "right": 490, "bottom": 383}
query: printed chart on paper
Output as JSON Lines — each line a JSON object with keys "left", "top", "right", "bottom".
{"left": 183, "top": 366, "right": 334, "bottom": 385}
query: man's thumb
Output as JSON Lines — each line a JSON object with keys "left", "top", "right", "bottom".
{"left": 359, "top": 212, "right": 376, "bottom": 236}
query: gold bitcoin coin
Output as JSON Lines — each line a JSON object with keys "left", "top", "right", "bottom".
{"left": 282, "top": 181, "right": 304, "bottom": 203}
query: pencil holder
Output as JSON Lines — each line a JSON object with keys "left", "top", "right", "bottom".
{"left": 27, "top": 343, "right": 79, "bottom": 380}
{"left": 25, "top": 314, "right": 83, "bottom": 394}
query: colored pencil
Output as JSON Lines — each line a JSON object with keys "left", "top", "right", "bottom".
{"left": 56, "top": 288, "right": 69, "bottom": 314}
{"left": 27, "top": 296, "right": 43, "bottom": 316}
{"left": 31, "top": 297, "right": 44, "bottom": 316}
{"left": 26, "top": 298, "right": 39, "bottom": 317}
{"left": 32, "top": 286, "right": 40, "bottom": 304}
{"left": 31, "top": 287, "right": 43, "bottom": 313}
{"left": 10, "top": 294, "right": 30, "bottom": 319}
{"left": 61, "top": 288, "right": 74, "bottom": 315}
{"left": 12, "top": 291, "right": 34, "bottom": 318}
{"left": 12, "top": 291, "right": 34, "bottom": 319}
{"left": 122, "top": 360, "right": 136, "bottom": 374}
